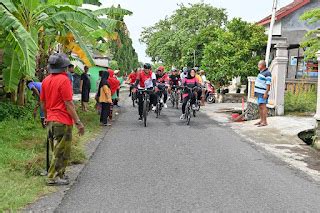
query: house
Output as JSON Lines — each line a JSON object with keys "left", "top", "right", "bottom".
{"left": 257, "top": 0, "right": 320, "bottom": 79}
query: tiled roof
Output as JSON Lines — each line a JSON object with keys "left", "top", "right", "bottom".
{"left": 257, "top": 0, "right": 311, "bottom": 26}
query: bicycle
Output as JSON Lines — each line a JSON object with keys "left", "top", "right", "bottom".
{"left": 170, "top": 86, "right": 180, "bottom": 109}
{"left": 155, "top": 87, "right": 165, "bottom": 118}
{"left": 130, "top": 84, "right": 137, "bottom": 107}
{"left": 138, "top": 88, "right": 153, "bottom": 127}
{"left": 184, "top": 86, "right": 200, "bottom": 125}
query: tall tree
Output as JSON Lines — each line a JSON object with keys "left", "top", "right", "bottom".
{"left": 140, "top": 3, "right": 227, "bottom": 67}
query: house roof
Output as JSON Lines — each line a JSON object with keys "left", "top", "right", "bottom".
{"left": 257, "top": 0, "right": 311, "bottom": 26}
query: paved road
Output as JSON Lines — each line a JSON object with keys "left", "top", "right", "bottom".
{"left": 57, "top": 98, "right": 320, "bottom": 212}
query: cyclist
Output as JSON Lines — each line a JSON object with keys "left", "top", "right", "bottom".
{"left": 155, "top": 66, "right": 169, "bottom": 109}
{"left": 180, "top": 67, "right": 188, "bottom": 80}
{"left": 168, "top": 67, "right": 181, "bottom": 94}
{"left": 126, "top": 68, "right": 138, "bottom": 97}
{"left": 134, "top": 63, "right": 157, "bottom": 121}
{"left": 194, "top": 67, "right": 206, "bottom": 106}
{"left": 180, "top": 68, "right": 199, "bottom": 120}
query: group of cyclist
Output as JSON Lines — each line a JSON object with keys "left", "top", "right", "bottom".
{"left": 126, "top": 63, "right": 207, "bottom": 122}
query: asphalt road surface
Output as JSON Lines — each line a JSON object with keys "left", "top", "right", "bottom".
{"left": 57, "top": 98, "right": 320, "bottom": 212}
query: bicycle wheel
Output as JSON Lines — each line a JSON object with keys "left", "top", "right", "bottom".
{"left": 193, "top": 109, "right": 196, "bottom": 117}
{"left": 156, "top": 103, "right": 160, "bottom": 118}
{"left": 171, "top": 94, "right": 175, "bottom": 108}
{"left": 143, "top": 99, "right": 148, "bottom": 127}
{"left": 186, "top": 103, "right": 191, "bottom": 125}
{"left": 132, "top": 93, "right": 136, "bottom": 107}
{"left": 176, "top": 92, "right": 179, "bottom": 109}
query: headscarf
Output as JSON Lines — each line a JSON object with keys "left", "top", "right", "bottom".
{"left": 107, "top": 69, "right": 120, "bottom": 95}
{"left": 187, "top": 68, "right": 196, "bottom": 79}
{"left": 97, "top": 71, "right": 110, "bottom": 97}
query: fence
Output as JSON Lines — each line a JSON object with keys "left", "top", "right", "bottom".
{"left": 285, "top": 79, "right": 317, "bottom": 94}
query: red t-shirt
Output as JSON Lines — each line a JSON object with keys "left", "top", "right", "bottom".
{"left": 137, "top": 71, "right": 154, "bottom": 88}
{"left": 40, "top": 73, "right": 74, "bottom": 125}
{"left": 128, "top": 72, "right": 137, "bottom": 84}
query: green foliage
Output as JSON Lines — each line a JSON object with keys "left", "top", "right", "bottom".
{"left": 140, "top": 4, "right": 266, "bottom": 84}
{"left": 285, "top": 88, "right": 316, "bottom": 113}
{"left": 0, "top": 100, "right": 101, "bottom": 211}
{"left": 202, "top": 18, "right": 267, "bottom": 84}
{"left": 140, "top": 3, "right": 227, "bottom": 67}
{"left": 0, "top": 102, "right": 34, "bottom": 122}
{"left": 108, "top": 5, "right": 139, "bottom": 72}
{"left": 0, "top": 0, "right": 134, "bottom": 100}
{"left": 109, "top": 60, "right": 119, "bottom": 70}
{"left": 300, "top": 8, "right": 320, "bottom": 60}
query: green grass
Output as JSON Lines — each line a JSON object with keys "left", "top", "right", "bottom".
{"left": 285, "top": 88, "right": 317, "bottom": 115}
{"left": 0, "top": 100, "right": 101, "bottom": 211}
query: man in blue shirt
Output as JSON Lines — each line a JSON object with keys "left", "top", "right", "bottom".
{"left": 254, "top": 60, "right": 272, "bottom": 127}
{"left": 27, "top": 80, "right": 45, "bottom": 128}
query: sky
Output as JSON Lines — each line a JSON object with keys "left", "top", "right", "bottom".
{"left": 96, "top": 0, "right": 293, "bottom": 63}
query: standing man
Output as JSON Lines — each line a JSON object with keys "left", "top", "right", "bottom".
{"left": 41, "top": 53, "right": 85, "bottom": 186}
{"left": 254, "top": 60, "right": 272, "bottom": 127}
{"left": 80, "top": 66, "right": 91, "bottom": 112}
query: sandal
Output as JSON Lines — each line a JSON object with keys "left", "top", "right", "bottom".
{"left": 257, "top": 123, "right": 268, "bottom": 127}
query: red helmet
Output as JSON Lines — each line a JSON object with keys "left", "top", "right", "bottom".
{"left": 157, "top": 66, "right": 165, "bottom": 72}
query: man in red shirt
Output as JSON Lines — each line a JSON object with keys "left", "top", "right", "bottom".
{"left": 41, "top": 53, "right": 85, "bottom": 186}
{"left": 134, "top": 63, "right": 157, "bottom": 121}
{"left": 126, "top": 69, "right": 138, "bottom": 97}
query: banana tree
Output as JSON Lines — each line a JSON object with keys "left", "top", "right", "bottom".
{"left": 0, "top": 0, "right": 131, "bottom": 104}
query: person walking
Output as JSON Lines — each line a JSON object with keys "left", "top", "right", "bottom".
{"left": 80, "top": 66, "right": 91, "bottom": 112}
{"left": 254, "top": 60, "right": 272, "bottom": 127}
{"left": 107, "top": 69, "right": 120, "bottom": 121}
{"left": 40, "top": 53, "right": 85, "bottom": 186}
{"left": 97, "top": 71, "right": 112, "bottom": 126}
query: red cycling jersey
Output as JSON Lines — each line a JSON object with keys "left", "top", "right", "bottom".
{"left": 128, "top": 72, "right": 137, "bottom": 84}
{"left": 137, "top": 71, "right": 155, "bottom": 88}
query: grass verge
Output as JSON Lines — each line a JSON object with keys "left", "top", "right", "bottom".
{"left": 0, "top": 100, "right": 101, "bottom": 211}
{"left": 284, "top": 88, "right": 316, "bottom": 115}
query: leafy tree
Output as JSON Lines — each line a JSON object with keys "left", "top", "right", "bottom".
{"left": 140, "top": 3, "right": 227, "bottom": 67}
{"left": 202, "top": 18, "right": 267, "bottom": 84}
{"left": 108, "top": 5, "right": 139, "bottom": 74}
{"left": 0, "top": 0, "right": 132, "bottom": 104}
{"left": 300, "top": 8, "right": 320, "bottom": 60}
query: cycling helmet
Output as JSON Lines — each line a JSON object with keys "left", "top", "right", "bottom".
{"left": 194, "top": 67, "right": 199, "bottom": 72}
{"left": 143, "top": 63, "right": 152, "bottom": 70}
{"left": 172, "top": 67, "right": 177, "bottom": 72}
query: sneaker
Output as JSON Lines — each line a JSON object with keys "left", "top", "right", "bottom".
{"left": 46, "top": 177, "right": 70, "bottom": 186}
{"left": 152, "top": 106, "right": 157, "bottom": 111}
{"left": 180, "top": 114, "right": 185, "bottom": 120}
{"left": 164, "top": 103, "right": 168, "bottom": 109}
{"left": 138, "top": 117, "right": 143, "bottom": 121}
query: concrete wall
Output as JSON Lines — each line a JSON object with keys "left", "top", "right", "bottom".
{"left": 281, "top": 0, "right": 320, "bottom": 45}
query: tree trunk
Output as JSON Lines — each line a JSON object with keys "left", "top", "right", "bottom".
{"left": 17, "top": 79, "right": 25, "bottom": 106}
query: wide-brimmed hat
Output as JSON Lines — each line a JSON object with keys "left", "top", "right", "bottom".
{"left": 48, "top": 53, "right": 70, "bottom": 73}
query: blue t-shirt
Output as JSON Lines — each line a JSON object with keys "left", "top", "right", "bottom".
{"left": 28, "top": 82, "right": 42, "bottom": 92}
{"left": 254, "top": 69, "right": 271, "bottom": 95}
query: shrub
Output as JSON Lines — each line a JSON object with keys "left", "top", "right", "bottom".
{"left": 285, "top": 88, "right": 316, "bottom": 113}
{"left": 0, "top": 102, "right": 34, "bottom": 122}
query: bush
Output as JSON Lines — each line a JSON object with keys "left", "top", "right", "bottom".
{"left": 0, "top": 102, "right": 34, "bottom": 122}
{"left": 285, "top": 88, "right": 316, "bottom": 113}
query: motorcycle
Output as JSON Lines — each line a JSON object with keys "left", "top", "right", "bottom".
{"left": 205, "top": 82, "right": 216, "bottom": 104}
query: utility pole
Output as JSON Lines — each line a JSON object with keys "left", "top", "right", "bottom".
{"left": 265, "top": 0, "right": 278, "bottom": 67}
{"left": 193, "top": 49, "right": 196, "bottom": 68}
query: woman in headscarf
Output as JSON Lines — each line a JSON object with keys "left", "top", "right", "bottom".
{"left": 107, "top": 69, "right": 120, "bottom": 121}
{"left": 98, "top": 71, "right": 112, "bottom": 126}
{"left": 180, "top": 68, "right": 199, "bottom": 120}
